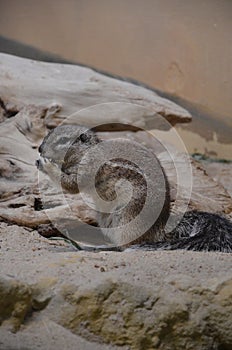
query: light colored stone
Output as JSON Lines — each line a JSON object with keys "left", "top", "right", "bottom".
{"left": 0, "top": 224, "right": 232, "bottom": 349}
{"left": 0, "top": 277, "right": 33, "bottom": 332}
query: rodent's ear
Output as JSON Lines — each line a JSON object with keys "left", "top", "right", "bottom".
{"left": 38, "top": 129, "right": 54, "bottom": 153}
{"left": 79, "top": 133, "right": 91, "bottom": 143}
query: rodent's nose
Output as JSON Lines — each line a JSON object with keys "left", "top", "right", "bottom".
{"left": 38, "top": 143, "right": 43, "bottom": 153}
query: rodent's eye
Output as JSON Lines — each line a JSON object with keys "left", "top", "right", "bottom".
{"left": 59, "top": 136, "right": 71, "bottom": 144}
{"left": 79, "top": 133, "right": 90, "bottom": 143}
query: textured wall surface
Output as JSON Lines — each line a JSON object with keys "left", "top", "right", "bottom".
{"left": 0, "top": 0, "right": 232, "bottom": 120}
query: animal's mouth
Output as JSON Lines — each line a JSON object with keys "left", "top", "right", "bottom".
{"left": 35, "top": 158, "right": 41, "bottom": 169}
{"left": 35, "top": 157, "right": 45, "bottom": 170}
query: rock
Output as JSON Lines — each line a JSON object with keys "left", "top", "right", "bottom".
{"left": 56, "top": 278, "right": 232, "bottom": 349}
{"left": 0, "top": 321, "right": 122, "bottom": 350}
{"left": 0, "top": 224, "right": 232, "bottom": 349}
{"left": 0, "top": 277, "right": 33, "bottom": 332}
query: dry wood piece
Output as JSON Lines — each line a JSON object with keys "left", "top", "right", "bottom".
{"left": 0, "top": 53, "right": 231, "bottom": 236}
{"left": 0, "top": 53, "right": 191, "bottom": 130}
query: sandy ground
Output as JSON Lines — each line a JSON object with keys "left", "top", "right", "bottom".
{"left": 1, "top": 224, "right": 232, "bottom": 288}
{"left": 0, "top": 223, "right": 232, "bottom": 349}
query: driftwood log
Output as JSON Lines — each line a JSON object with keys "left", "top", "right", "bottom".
{"left": 0, "top": 53, "right": 192, "bottom": 129}
{"left": 0, "top": 53, "right": 231, "bottom": 241}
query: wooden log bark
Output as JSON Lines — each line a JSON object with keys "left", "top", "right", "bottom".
{"left": 0, "top": 53, "right": 191, "bottom": 130}
{"left": 0, "top": 54, "right": 231, "bottom": 240}
{"left": 0, "top": 108, "right": 231, "bottom": 233}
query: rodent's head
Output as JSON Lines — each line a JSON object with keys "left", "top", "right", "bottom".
{"left": 36, "top": 124, "right": 100, "bottom": 191}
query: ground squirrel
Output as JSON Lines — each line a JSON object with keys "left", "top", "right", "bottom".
{"left": 36, "top": 125, "right": 232, "bottom": 252}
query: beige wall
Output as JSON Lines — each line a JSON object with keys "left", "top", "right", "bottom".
{"left": 0, "top": 0, "right": 232, "bottom": 118}
{"left": 0, "top": 0, "right": 231, "bottom": 157}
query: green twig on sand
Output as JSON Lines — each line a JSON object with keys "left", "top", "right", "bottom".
{"left": 49, "top": 237, "right": 83, "bottom": 250}
{"left": 192, "top": 153, "right": 232, "bottom": 163}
